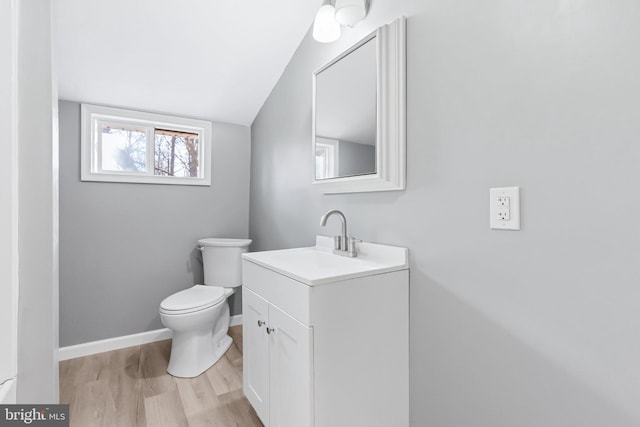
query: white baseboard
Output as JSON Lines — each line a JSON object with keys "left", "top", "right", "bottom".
{"left": 230, "top": 314, "right": 243, "bottom": 327}
{"left": 59, "top": 314, "right": 243, "bottom": 361}
{"left": 59, "top": 328, "right": 172, "bottom": 361}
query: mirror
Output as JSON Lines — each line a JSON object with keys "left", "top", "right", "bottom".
{"left": 314, "top": 36, "right": 377, "bottom": 180}
{"left": 312, "top": 16, "right": 406, "bottom": 194}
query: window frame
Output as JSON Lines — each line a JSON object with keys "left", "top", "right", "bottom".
{"left": 81, "top": 104, "right": 212, "bottom": 186}
{"left": 315, "top": 138, "right": 340, "bottom": 180}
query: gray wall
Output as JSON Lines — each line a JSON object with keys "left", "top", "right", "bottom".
{"left": 59, "top": 100, "right": 251, "bottom": 347}
{"left": 339, "top": 140, "right": 375, "bottom": 177}
{"left": 250, "top": 1, "right": 640, "bottom": 426}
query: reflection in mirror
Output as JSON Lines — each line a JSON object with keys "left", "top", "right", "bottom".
{"left": 314, "top": 36, "right": 377, "bottom": 180}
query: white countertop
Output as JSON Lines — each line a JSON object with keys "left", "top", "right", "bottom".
{"left": 242, "top": 235, "right": 408, "bottom": 286}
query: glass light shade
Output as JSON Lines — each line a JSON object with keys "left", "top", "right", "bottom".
{"left": 334, "top": 0, "right": 366, "bottom": 27}
{"left": 313, "top": 3, "right": 341, "bottom": 43}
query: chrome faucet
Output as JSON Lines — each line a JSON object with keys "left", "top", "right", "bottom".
{"left": 320, "top": 209, "right": 360, "bottom": 257}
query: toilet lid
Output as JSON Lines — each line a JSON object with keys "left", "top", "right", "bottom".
{"left": 160, "top": 285, "right": 225, "bottom": 312}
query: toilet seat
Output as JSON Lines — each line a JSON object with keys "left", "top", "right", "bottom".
{"left": 160, "top": 285, "right": 225, "bottom": 315}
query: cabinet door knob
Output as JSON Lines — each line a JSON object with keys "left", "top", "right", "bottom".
{"left": 257, "top": 320, "right": 266, "bottom": 327}
{"left": 266, "top": 327, "right": 275, "bottom": 334}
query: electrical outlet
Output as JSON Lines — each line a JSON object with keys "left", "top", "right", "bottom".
{"left": 497, "top": 209, "right": 510, "bottom": 221}
{"left": 490, "top": 187, "right": 520, "bottom": 230}
{"left": 497, "top": 196, "right": 510, "bottom": 220}
{"left": 497, "top": 197, "right": 510, "bottom": 208}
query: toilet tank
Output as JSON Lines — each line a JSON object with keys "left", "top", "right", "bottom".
{"left": 198, "top": 238, "right": 252, "bottom": 287}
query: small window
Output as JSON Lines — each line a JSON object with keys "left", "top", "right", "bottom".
{"left": 81, "top": 104, "right": 212, "bottom": 185}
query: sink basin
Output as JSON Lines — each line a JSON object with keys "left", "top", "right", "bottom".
{"left": 241, "top": 235, "right": 408, "bottom": 286}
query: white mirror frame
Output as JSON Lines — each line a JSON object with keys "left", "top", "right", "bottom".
{"left": 312, "top": 16, "right": 406, "bottom": 194}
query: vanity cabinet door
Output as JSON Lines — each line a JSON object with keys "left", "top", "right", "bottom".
{"left": 243, "top": 288, "right": 271, "bottom": 425}
{"left": 269, "top": 303, "right": 313, "bottom": 427}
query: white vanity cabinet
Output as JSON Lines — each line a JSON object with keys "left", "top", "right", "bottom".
{"left": 243, "top": 287, "right": 313, "bottom": 427}
{"left": 242, "top": 237, "right": 409, "bottom": 427}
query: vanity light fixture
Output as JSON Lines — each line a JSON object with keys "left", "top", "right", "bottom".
{"left": 312, "top": 0, "right": 341, "bottom": 43}
{"left": 312, "top": 0, "right": 368, "bottom": 43}
{"left": 334, "top": 0, "right": 368, "bottom": 27}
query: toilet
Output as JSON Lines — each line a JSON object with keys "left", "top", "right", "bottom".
{"left": 159, "top": 237, "right": 251, "bottom": 378}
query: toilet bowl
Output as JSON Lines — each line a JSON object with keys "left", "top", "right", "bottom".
{"left": 160, "top": 237, "right": 251, "bottom": 378}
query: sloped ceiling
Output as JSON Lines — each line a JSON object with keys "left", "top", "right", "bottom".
{"left": 55, "top": 0, "right": 319, "bottom": 125}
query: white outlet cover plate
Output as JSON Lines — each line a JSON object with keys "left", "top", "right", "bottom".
{"left": 490, "top": 187, "right": 520, "bottom": 230}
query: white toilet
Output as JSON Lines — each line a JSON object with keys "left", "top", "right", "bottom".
{"left": 159, "top": 237, "right": 251, "bottom": 378}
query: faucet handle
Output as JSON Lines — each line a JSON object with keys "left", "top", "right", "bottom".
{"left": 348, "top": 237, "right": 362, "bottom": 257}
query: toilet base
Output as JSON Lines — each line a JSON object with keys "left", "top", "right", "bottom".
{"left": 164, "top": 300, "right": 233, "bottom": 378}
{"left": 167, "top": 333, "right": 233, "bottom": 378}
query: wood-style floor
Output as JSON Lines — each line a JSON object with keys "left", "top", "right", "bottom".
{"left": 59, "top": 326, "right": 263, "bottom": 427}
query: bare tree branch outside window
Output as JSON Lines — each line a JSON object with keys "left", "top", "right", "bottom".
{"left": 154, "top": 129, "right": 199, "bottom": 177}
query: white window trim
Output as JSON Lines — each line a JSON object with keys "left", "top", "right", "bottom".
{"left": 81, "top": 104, "right": 212, "bottom": 186}
{"left": 315, "top": 137, "right": 340, "bottom": 180}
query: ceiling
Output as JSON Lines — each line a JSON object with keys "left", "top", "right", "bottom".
{"left": 54, "top": 0, "right": 319, "bottom": 126}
